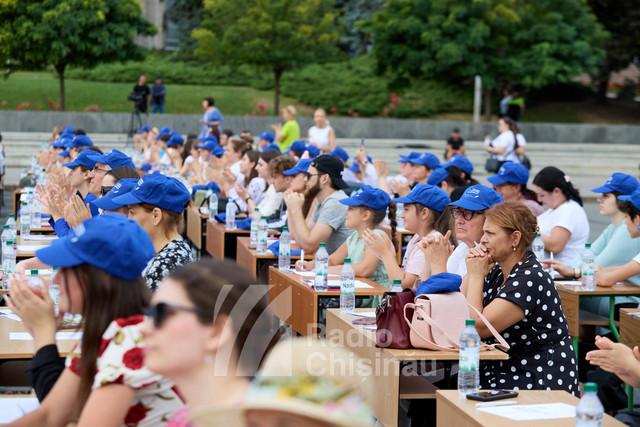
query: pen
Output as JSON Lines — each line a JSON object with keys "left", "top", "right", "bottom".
{"left": 300, "top": 249, "right": 304, "bottom": 263}
{"left": 550, "top": 252, "right": 555, "bottom": 278}
{"left": 475, "top": 400, "right": 517, "bottom": 408}
{"left": 474, "top": 241, "right": 480, "bottom": 248}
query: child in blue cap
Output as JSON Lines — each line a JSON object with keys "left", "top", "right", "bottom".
{"left": 112, "top": 173, "right": 194, "bottom": 291}
{"left": 6, "top": 214, "right": 183, "bottom": 424}
{"left": 487, "top": 161, "right": 542, "bottom": 216}
{"left": 363, "top": 184, "right": 452, "bottom": 289}
{"left": 295, "top": 185, "right": 397, "bottom": 295}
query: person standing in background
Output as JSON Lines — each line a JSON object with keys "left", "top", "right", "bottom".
{"left": 132, "top": 74, "right": 151, "bottom": 114}
{"left": 200, "top": 97, "right": 223, "bottom": 138}
{"left": 445, "top": 128, "right": 465, "bottom": 161}
{"left": 150, "top": 75, "right": 166, "bottom": 114}
{"left": 271, "top": 105, "right": 300, "bottom": 153}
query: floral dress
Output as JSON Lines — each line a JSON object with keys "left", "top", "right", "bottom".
{"left": 143, "top": 238, "right": 194, "bottom": 292}
{"left": 480, "top": 251, "right": 579, "bottom": 395}
{"left": 65, "top": 315, "right": 184, "bottom": 425}
{"left": 346, "top": 229, "right": 394, "bottom": 307}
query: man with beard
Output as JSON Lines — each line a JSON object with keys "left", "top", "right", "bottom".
{"left": 284, "top": 155, "right": 352, "bottom": 254}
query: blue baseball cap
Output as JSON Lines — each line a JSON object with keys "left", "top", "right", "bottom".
{"left": 58, "top": 150, "right": 71, "bottom": 158}
{"left": 394, "top": 184, "right": 451, "bottom": 212}
{"left": 339, "top": 185, "right": 390, "bottom": 211}
{"left": 137, "top": 125, "right": 152, "bottom": 134}
{"left": 487, "top": 162, "right": 529, "bottom": 185}
{"left": 288, "top": 140, "right": 307, "bottom": 154}
{"left": 207, "top": 146, "right": 226, "bottom": 158}
{"left": 416, "top": 272, "right": 462, "bottom": 295}
{"left": 618, "top": 187, "right": 640, "bottom": 210}
{"left": 427, "top": 167, "right": 449, "bottom": 186}
{"left": 449, "top": 184, "right": 503, "bottom": 211}
{"left": 68, "top": 135, "right": 93, "bottom": 148}
{"left": 63, "top": 150, "right": 98, "bottom": 169}
{"left": 196, "top": 140, "right": 218, "bottom": 151}
{"left": 167, "top": 133, "right": 184, "bottom": 146}
{"left": 35, "top": 213, "right": 155, "bottom": 280}
{"left": 155, "top": 127, "right": 172, "bottom": 140}
{"left": 197, "top": 134, "right": 219, "bottom": 144}
{"left": 140, "top": 163, "right": 152, "bottom": 172}
{"left": 443, "top": 154, "right": 473, "bottom": 176}
{"left": 262, "top": 143, "right": 281, "bottom": 153}
{"left": 91, "top": 178, "right": 140, "bottom": 211}
{"left": 305, "top": 145, "right": 321, "bottom": 158}
{"left": 191, "top": 181, "right": 220, "bottom": 194}
{"left": 87, "top": 149, "right": 135, "bottom": 169}
{"left": 51, "top": 140, "right": 67, "bottom": 148}
{"left": 328, "top": 147, "right": 349, "bottom": 163}
{"left": 62, "top": 126, "right": 75, "bottom": 134}
{"left": 409, "top": 152, "right": 440, "bottom": 169}
{"left": 111, "top": 173, "right": 191, "bottom": 214}
{"left": 592, "top": 173, "right": 640, "bottom": 195}
{"left": 258, "top": 131, "right": 275, "bottom": 143}
{"left": 349, "top": 156, "right": 373, "bottom": 172}
{"left": 398, "top": 151, "right": 422, "bottom": 163}
{"left": 283, "top": 159, "right": 312, "bottom": 176}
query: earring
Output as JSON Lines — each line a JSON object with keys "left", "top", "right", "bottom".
{"left": 204, "top": 354, "right": 213, "bottom": 364}
{"left": 513, "top": 246, "right": 517, "bottom": 251}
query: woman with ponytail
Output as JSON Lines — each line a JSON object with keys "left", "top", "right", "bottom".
{"left": 533, "top": 166, "right": 589, "bottom": 265}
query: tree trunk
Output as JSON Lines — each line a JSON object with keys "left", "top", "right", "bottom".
{"left": 274, "top": 68, "right": 283, "bottom": 115}
{"left": 483, "top": 88, "right": 492, "bottom": 121}
{"left": 55, "top": 63, "right": 66, "bottom": 111}
{"left": 596, "top": 76, "right": 609, "bottom": 104}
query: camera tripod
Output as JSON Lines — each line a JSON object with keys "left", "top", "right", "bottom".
{"left": 127, "top": 105, "right": 143, "bottom": 146}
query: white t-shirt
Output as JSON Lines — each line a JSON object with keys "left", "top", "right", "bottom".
{"left": 308, "top": 126, "right": 332, "bottom": 148}
{"left": 537, "top": 200, "right": 590, "bottom": 266}
{"left": 447, "top": 242, "right": 469, "bottom": 277}
{"left": 633, "top": 252, "right": 640, "bottom": 265}
{"left": 491, "top": 131, "right": 519, "bottom": 162}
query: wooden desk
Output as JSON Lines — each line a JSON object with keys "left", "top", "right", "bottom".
{"left": 620, "top": 308, "right": 640, "bottom": 349}
{"left": 436, "top": 389, "right": 623, "bottom": 426}
{"left": 395, "top": 227, "right": 414, "bottom": 265}
{"left": 206, "top": 221, "right": 250, "bottom": 260}
{"left": 186, "top": 206, "right": 208, "bottom": 251}
{"left": 270, "top": 269, "right": 389, "bottom": 336}
{"left": 326, "top": 309, "right": 509, "bottom": 427}
{"left": 237, "top": 236, "right": 308, "bottom": 279}
{"left": 15, "top": 236, "right": 55, "bottom": 260}
{"left": 0, "top": 310, "right": 77, "bottom": 359}
{"left": 556, "top": 282, "right": 640, "bottom": 349}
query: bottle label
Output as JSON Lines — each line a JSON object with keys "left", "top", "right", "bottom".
{"left": 459, "top": 347, "right": 479, "bottom": 372}
{"left": 341, "top": 279, "right": 355, "bottom": 294}
{"left": 316, "top": 262, "right": 328, "bottom": 276}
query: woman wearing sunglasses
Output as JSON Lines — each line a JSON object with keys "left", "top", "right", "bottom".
{"left": 140, "top": 259, "right": 275, "bottom": 426}
{"left": 6, "top": 214, "right": 183, "bottom": 426}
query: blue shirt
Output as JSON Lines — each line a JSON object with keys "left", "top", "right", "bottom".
{"left": 49, "top": 192, "right": 100, "bottom": 237}
{"left": 201, "top": 108, "right": 223, "bottom": 138}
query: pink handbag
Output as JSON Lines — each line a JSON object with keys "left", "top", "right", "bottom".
{"left": 403, "top": 292, "right": 510, "bottom": 352}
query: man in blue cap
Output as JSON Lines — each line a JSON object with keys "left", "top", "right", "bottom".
{"left": 86, "top": 149, "right": 136, "bottom": 197}
{"left": 408, "top": 152, "right": 440, "bottom": 185}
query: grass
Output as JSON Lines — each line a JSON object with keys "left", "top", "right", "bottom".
{"left": 0, "top": 72, "right": 314, "bottom": 116}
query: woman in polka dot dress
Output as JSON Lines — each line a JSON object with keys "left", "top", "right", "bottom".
{"left": 464, "top": 201, "right": 579, "bottom": 395}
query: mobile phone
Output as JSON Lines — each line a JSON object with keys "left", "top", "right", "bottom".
{"left": 360, "top": 137, "right": 365, "bottom": 147}
{"left": 466, "top": 390, "right": 518, "bottom": 401}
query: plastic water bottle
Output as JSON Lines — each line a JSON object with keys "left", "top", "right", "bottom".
{"left": 250, "top": 208, "right": 260, "bottom": 246}
{"left": 20, "top": 166, "right": 27, "bottom": 179}
{"left": 532, "top": 233, "right": 545, "bottom": 260}
{"left": 208, "top": 192, "right": 218, "bottom": 221}
{"left": 340, "top": 258, "right": 355, "bottom": 313}
{"left": 314, "top": 242, "right": 329, "bottom": 292}
{"left": 396, "top": 203, "right": 404, "bottom": 229}
{"left": 6, "top": 214, "right": 17, "bottom": 249}
{"left": 1, "top": 225, "right": 10, "bottom": 248}
{"left": 391, "top": 279, "right": 403, "bottom": 292}
{"left": 30, "top": 155, "right": 37, "bottom": 173}
{"left": 30, "top": 196, "right": 41, "bottom": 229}
{"left": 2, "top": 240, "right": 15, "bottom": 290}
{"left": 256, "top": 216, "right": 268, "bottom": 254}
{"left": 576, "top": 382, "right": 604, "bottom": 426}
{"left": 20, "top": 202, "right": 31, "bottom": 237}
{"left": 582, "top": 243, "right": 595, "bottom": 290}
{"left": 28, "top": 270, "right": 43, "bottom": 291}
{"left": 225, "top": 201, "right": 236, "bottom": 230}
{"left": 458, "top": 319, "right": 480, "bottom": 395}
{"left": 49, "top": 267, "right": 60, "bottom": 316}
{"left": 278, "top": 227, "right": 291, "bottom": 270}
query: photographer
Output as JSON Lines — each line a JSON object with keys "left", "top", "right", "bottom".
{"left": 130, "top": 74, "right": 151, "bottom": 113}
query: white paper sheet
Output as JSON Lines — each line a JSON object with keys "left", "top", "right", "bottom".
{"left": 477, "top": 403, "right": 576, "bottom": 421}
{"left": 555, "top": 280, "right": 582, "bottom": 286}
{"left": 348, "top": 311, "right": 376, "bottom": 318}
{"left": 22, "top": 235, "right": 57, "bottom": 241}
{"left": 293, "top": 271, "right": 339, "bottom": 278}
{"left": 0, "top": 311, "right": 22, "bottom": 322}
{"left": 25, "top": 269, "right": 53, "bottom": 276}
{"left": 327, "top": 280, "right": 373, "bottom": 289}
{"left": 16, "top": 245, "right": 48, "bottom": 252}
{"left": 0, "top": 397, "right": 39, "bottom": 422}
{"left": 10, "top": 331, "right": 82, "bottom": 341}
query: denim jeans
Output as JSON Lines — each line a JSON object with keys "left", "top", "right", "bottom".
{"left": 151, "top": 102, "right": 165, "bottom": 114}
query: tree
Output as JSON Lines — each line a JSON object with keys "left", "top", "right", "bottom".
{"left": 365, "top": 0, "right": 607, "bottom": 120}
{"left": 335, "top": 0, "right": 386, "bottom": 57}
{"left": 192, "top": 0, "right": 340, "bottom": 114}
{"left": 165, "top": 0, "right": 204, "bottom": 60}
{"left": 0, "top": 0, "right": 155, "bottom": 110}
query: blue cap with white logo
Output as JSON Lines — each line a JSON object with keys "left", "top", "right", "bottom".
{"left": 487, "top": 162, "right": 529, "bottom": 185}
{"left": 67, "top": 135, "right": 93, "bottom": 148}
{"left": 449, "top": 184, "right": 503, "bottom": 211}
{"left": 339, "top": 185, "right": 390, "bottom": 211}
{"left": 394, "top": 184, "right": 450, "bottom": 212}
{"left": 87, "top": 149, "right": 135, "bottom": 169}
{"left": 258, "top": 131, "right": 275, "bottom": 143}
{"left": 443, "top": 154, "right": 473, "bottom": 176}
{"left": 283, "top": 159, "right": 312, "bottom": 176}
{"left": 427, "top": 167, "right": 449, "bottom": 186}
{"left": 593, "top": 173, "right": 639, "bottom": 195}
{"left": 409, "top": 152, "right": 440, "bottom": 169}
{"left": 91, "top": 178, "right": 139, "bottom": 211}
{"left": 35, "top": 213, "right": 155, "bottom": 280}
{"left": 63, "top": 150, "right": 98, "bottom": 169}
{"left": 111, "top": 173, "right": 191, "bottom": 213}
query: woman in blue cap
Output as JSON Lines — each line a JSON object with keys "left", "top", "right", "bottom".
{"left": 487, "top": 162, "right": 542, "bottom": 216}
{"left": 363, "top": 184, "right": 452, "bottom": 289}
{"left": 295, "top": 185, "right": 397, "bottom": 291}
{"left": 6, "top": 214, "right": 183, "bottom": 425}
{"left": 112, "top": 174, "right": 194, "bottom": 291}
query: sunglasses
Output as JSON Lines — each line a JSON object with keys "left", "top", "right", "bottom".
{"left": 145, "top": 302, "right": 211, "bottom": 328}
{"left": 451, "top": 208, "right": 482, "bottom": 221}
{"left": 100, "top": 186, "right": 114, "bottom": 196}
{"left": 305, "top": 172, "right": 322, "bottom": 180}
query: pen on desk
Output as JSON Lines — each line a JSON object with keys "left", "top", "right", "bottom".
{"left": 475, "top": 400, "right": 517, "bottom": 408}
{"left": 300, "top": 249, "right": 304, "bottom": 263}
{"left": 550, "top": 252, "right": 555, "bottom": 278}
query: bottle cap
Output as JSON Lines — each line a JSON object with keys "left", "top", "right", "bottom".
{"left": 6, "top": 240, "right": 12, "bottom": 245}
{"left": 583, "top": 382, "right": 597, "bottom": 393}
{"left": 585, "top": 243, "right": 591, "bottom": 248}
{"left": 22, "top": 202, "right": 26, "bottom": 206}
{"left": 261, "top": 216, "right": 267, "bottom": 219}
{"left": 283, "top": 227, "right": 288, "bottom": 232}
{"left": 8, "top": 214, "right": 14, "bottom": 218}
{"left": 465, "top": 319, "right": 475, "bottom": 326}
{"left": 254, "top": 208, "right": 259, "bottom": 211}
{"left": 319, "top": 242, "right": 326, "bottom": 247}
{"left": 344, "top": 258, "right": 351, "bottom": 263}
{"left": 3, "top": 225, "right": 8, "bottom": 229}
{"left": 536, "top": 233, "right": 541, "bottom": 237}
{"left": 31, "top": 270, "right": 38, "bottom": 275}
{"left": 393, "top": 279, "right": 402, "bottom": 284}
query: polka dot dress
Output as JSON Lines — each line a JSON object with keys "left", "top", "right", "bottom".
{"left": 479, "top": 251, "right": 579, "bottom": 395}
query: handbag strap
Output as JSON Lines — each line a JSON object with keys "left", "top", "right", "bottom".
{"left": 403, "top": 303, "right": 459, "bottom": 352}
{"left": 467, "top": 303, "right": 511, "bottom": 352}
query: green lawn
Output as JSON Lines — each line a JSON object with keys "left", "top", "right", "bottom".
{"left": 0, "top": 72, "right": 313, "bottom": 116}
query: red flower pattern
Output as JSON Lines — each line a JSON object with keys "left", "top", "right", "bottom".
{"left": 122, "top": 347, "right": 144, "bottom": 370}
{"left": 98, "top": 338, "right": 112, "bottom": 357}
{"left": 116, "top": 315, "right": 144, "bottom": 327}
{"left": 124, "top": 402, "right": 148, "bottom": 424}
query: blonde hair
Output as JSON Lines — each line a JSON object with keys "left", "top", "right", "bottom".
{"left": 284, "top": 105, "right": 297, "bottom": 118}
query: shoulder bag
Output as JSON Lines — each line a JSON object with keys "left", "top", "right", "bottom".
{"left": 375, "top": 288, "right": 415, "bottom": 349}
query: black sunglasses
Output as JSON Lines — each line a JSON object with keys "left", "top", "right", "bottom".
{"left": 100, "top": 186, "right": 114, "bottom": 196}
{"left": 145, "top": 302, "right": 211, "bottom": 328}
{"left": 451, "top": 207, "right": 482, "bottom": 221}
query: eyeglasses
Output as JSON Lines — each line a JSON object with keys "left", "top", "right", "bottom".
{"left": 93, "top": 166, "right": 109, "bottom": 174}
{"left": 100, "top": 186, "right": 114, "bottom": 196}
{"left": 145, "top": 302, "right": 211, "bottom": 328}
{"left": 451, "top": 208, "right": 482, "bottom": 221}
{"left": 306, "top": 172, "right": 321, "bottom": 180}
